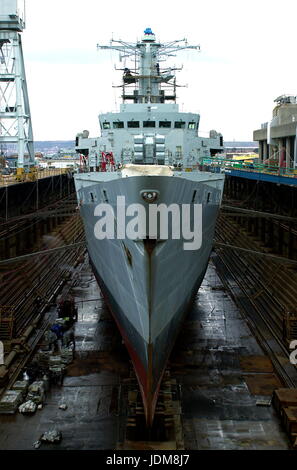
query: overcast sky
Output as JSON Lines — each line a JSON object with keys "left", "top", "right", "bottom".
{"left": 19, "top": 0, "right": 297, "bottom": 141}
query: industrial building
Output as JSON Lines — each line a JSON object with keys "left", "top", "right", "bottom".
{"left": 254, "top": 95, "right": 297, "bottom": 169}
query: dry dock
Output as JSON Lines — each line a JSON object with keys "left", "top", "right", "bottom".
{"left": 0, "top": 255, "right": 290, "bottom": 450}
{"left": 1, "top": 166, "right": 297, "bottom": 451}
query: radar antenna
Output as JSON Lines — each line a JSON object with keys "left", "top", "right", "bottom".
{"left": 97, "top": 29, "right": 200, "bottom": 104}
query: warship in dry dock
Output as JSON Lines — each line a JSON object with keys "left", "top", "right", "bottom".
{"left": 74, "top": 28, "right": 225, "bottom": 425}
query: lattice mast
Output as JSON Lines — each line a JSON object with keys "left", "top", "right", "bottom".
{"left": 98, "top": 28, "right": 200, "bottom": 105}
{"left": 0, "top": 0, "right": 34, "bottom": 168}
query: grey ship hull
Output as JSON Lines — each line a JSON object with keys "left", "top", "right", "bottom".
{"left": 75, "top": 169, "right": 224, "bottom": 424}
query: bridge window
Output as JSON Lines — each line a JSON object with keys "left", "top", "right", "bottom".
{"left": 174, "top": 121, "right": 186, "bottom": 129}
{"left": 159, "top": 121, "right": 171, "bottom": 128}
{"left": 143, "top": 121, "right": 156, "bottom": 128}
{"left": 113, "top": 121, "right": 124, "bottom": 129}
{"left": 128, "top": 121, "right": 140, "bottom": 128}
{"left": 102, "top": 122, "right": 111, "bottom": 129}
{"left": 188, "top": 122, "right": 196, "bottom": 129}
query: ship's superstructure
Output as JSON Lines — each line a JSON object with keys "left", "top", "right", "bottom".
{"left": 74, "top": 29, "right": 225, "bottom": 425}
{"left": 76, "top": 28, "right": 223, "bottom": 169}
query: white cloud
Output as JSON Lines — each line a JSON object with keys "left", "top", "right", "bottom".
{"left": 17, "top": 0, "right": 297, "bottom": 140}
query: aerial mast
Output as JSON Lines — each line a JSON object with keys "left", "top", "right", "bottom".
{"left": 98, "top": 28, "right": 200, "bottom": 105}
{"left": 0, "top": 0, "right": 34, "bottom": 169}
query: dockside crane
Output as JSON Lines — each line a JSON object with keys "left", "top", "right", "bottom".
{"left": 0, "top": 0, "right": 34, "bottom": 174}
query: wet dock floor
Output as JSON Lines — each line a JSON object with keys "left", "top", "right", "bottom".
{"left": 171, "top": 258, "right": 288, "bottom": 450}
{"left": 0, "top": 256, "right": 290, "bottom": 450}
{"left": 0, "top": 265, "right": 129, "bottom": 451}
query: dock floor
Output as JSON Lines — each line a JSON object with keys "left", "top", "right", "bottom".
{"left": 172, "top": 259, "right": 288, "bottom": 450}
{"left": 0, "top": 257, "right": 290, "bottom": 450}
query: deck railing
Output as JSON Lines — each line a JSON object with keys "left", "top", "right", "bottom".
{"left": 200, "top": 157, "right": 297, "bottom": 178}
{"left": 0, "top": 168, "right": 71, "bottom": 187}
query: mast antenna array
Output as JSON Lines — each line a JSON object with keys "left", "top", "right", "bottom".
{"left": 97, "top": 29, "right": 200, "bottom": 104}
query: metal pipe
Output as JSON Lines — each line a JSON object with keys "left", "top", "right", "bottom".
{"left": 3, "top": 313, "right": 42, "bottom": 369}
{"left": 0, "top": 241, "right": 85, "bottom": 266}
{"left": 221, "top": 205, "right": 297, "bottom": 223}
{"left": 214, "top": 241, "right": 297, "bottom": 266}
